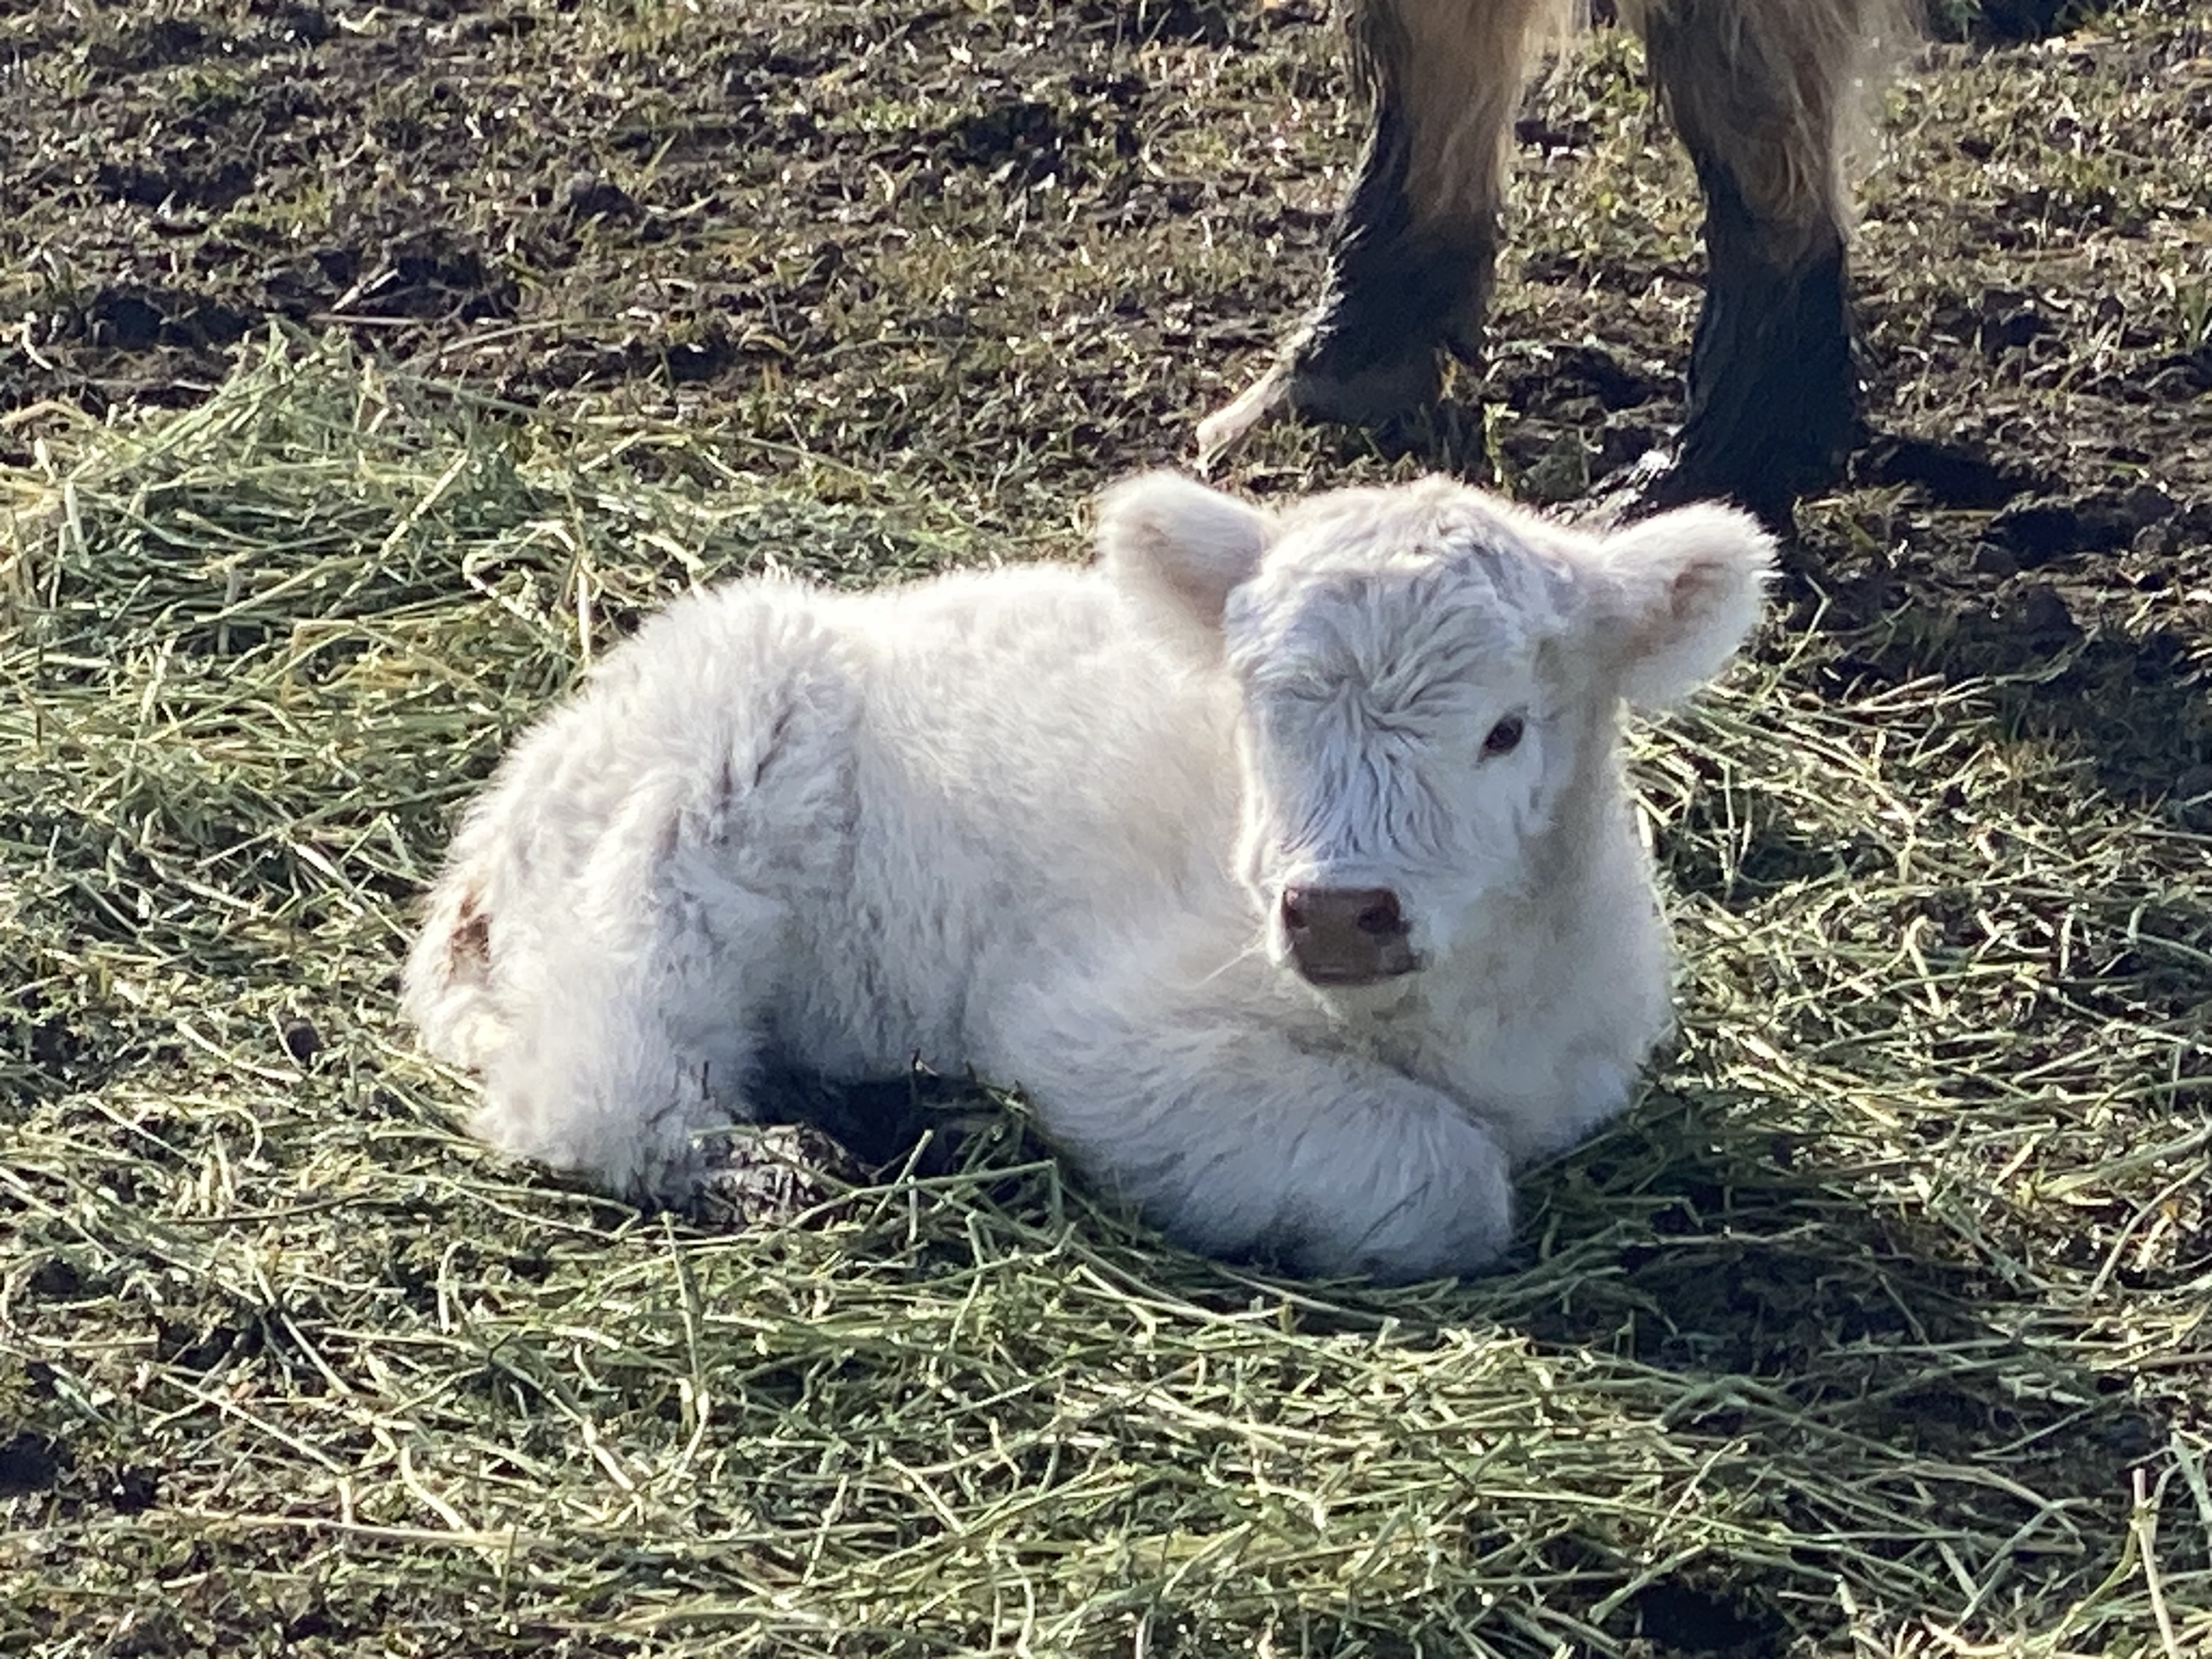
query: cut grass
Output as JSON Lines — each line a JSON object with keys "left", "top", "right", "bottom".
{"left": 3, "top": 332, "right": 2209, "bottom": 1656}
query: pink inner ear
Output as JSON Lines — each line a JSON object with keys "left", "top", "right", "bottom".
{"left": 1099, "top": 473, "right": 1271, "bottom": 631}
{"left": 1160, "top": 558, "right": 1233, "bottom": 628}
{"left": 1668, "top": 555, "right": 1728, "bottom": 624}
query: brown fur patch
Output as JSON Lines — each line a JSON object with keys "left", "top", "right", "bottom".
{"left": 1345, "top": 0, "right": 1568, "bottom": 231}
{"left": 449, "top": 893, "right": 492, "bottom": 975}
{"left": 1350, "top": 0, "right": 1910, "bottom": 258}
{"left": 1628, "top": 0, "right": 1914, "bottom": 252}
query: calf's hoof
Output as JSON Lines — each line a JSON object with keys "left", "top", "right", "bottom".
{"left": 687, "top": 1124, "right": 859, "bottom": 1228}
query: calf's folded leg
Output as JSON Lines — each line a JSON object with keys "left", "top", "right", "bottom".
{"left": 981, "top": 950, "right": 1517, "bottom": 1282}
{"left": 404, "top": 709, "right": 803, "bottom": 1206}
{"left": 471, "top": 839, "right": 787, "bottom": 1205}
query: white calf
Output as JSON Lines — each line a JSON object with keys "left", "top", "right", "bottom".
{"left": 404, "top": 473, "right": 1771, "bottom": 1280}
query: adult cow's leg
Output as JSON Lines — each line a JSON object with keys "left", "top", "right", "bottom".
{"left": 1632, "top": 0, "right": 1900, "bottom": 528}
{"left": 1199, "top": 0, "right": 1560, "bottom": 459}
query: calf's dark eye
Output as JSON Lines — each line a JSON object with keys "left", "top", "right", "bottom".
{"left": 1481, "top": 714, "right": 1525, "bottom": 758}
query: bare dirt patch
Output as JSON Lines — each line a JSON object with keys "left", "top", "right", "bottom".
{"left": 4, "top": 1, "right": 2207, "bottom": 798}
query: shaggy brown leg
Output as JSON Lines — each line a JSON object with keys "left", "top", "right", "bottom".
{"left": 1630, "top": 0, "right": 1901, "bottom": 529}
{"left": 1199, "top": 0, "right": 1559, "bottom": 459}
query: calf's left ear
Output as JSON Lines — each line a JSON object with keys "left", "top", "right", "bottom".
{"left": 1581, "top": 503, "right": 1777, "bottom": 709}
{"left": 1096, "top": 472, "right": 1273, "bottom": 651}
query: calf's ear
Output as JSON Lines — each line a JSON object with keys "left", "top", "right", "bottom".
{"left": 1096, "top": 472, "right": 1272, "bottom": 647}
{"left": 1582, "top": 503, "right": 1776, "bottom": 708}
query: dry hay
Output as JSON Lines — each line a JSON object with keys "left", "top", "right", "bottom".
{"left": 3, "top": 333, "right": 2209, "bottom": 1656}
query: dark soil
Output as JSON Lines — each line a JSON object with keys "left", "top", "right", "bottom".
{"left": 3, "top": 0, "right": 2208, "bottom": 803}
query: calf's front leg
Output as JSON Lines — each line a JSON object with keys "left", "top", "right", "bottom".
{"left": 981, "top": 949, "right": 1517, "bottom": 1282}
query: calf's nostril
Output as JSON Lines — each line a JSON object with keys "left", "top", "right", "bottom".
{"left": 1356, "top": 894, "right": 1403, "bottom": 936}
{"left": 1280, "top": 892, "right": 1310, "bottom": 931}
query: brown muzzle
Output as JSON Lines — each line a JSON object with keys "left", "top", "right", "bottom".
{"left": 1280, "top": 885, "right": 1418, "bottom": 987}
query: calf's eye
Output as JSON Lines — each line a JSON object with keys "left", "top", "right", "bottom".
{"left": 1481, "top": 714, "right": 1525, "bottom": 758}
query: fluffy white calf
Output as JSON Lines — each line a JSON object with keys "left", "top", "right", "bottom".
{"left": 404, "top": 473, "right": 1771, "bottom": 1280}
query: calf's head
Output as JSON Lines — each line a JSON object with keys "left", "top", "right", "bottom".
{"left": 1099, "top": 472, "right": 1774, "bottom": 995}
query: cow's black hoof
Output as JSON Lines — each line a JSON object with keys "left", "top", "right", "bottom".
{"left": 1581, "top": 445, "right": 1795, "bottom": 538}
{"left": 1626, "top": 447, "right": 1804, "bottom": 538}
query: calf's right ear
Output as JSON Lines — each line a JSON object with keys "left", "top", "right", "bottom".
{"left": 1096, "top": 472, "right": 1272, "bottom": 649}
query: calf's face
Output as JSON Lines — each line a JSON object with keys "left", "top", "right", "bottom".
{"left": 1229, "top": 543, "right": 1584, "bottom": 990}
{"left": 1097, "top": 473, "right": 1774, "bottom": 996}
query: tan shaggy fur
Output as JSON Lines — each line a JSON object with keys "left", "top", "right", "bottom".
{"left": 1348, "top": 0, "right": 1912, "bottom": 261}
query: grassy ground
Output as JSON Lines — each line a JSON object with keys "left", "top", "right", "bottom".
{"left": 4, "top": 0, "right": 2211, "bottom": 1654}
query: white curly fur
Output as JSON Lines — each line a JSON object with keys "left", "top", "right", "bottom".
{"left": 404, "top": 473, "right": 1772, "bottom": 1281}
